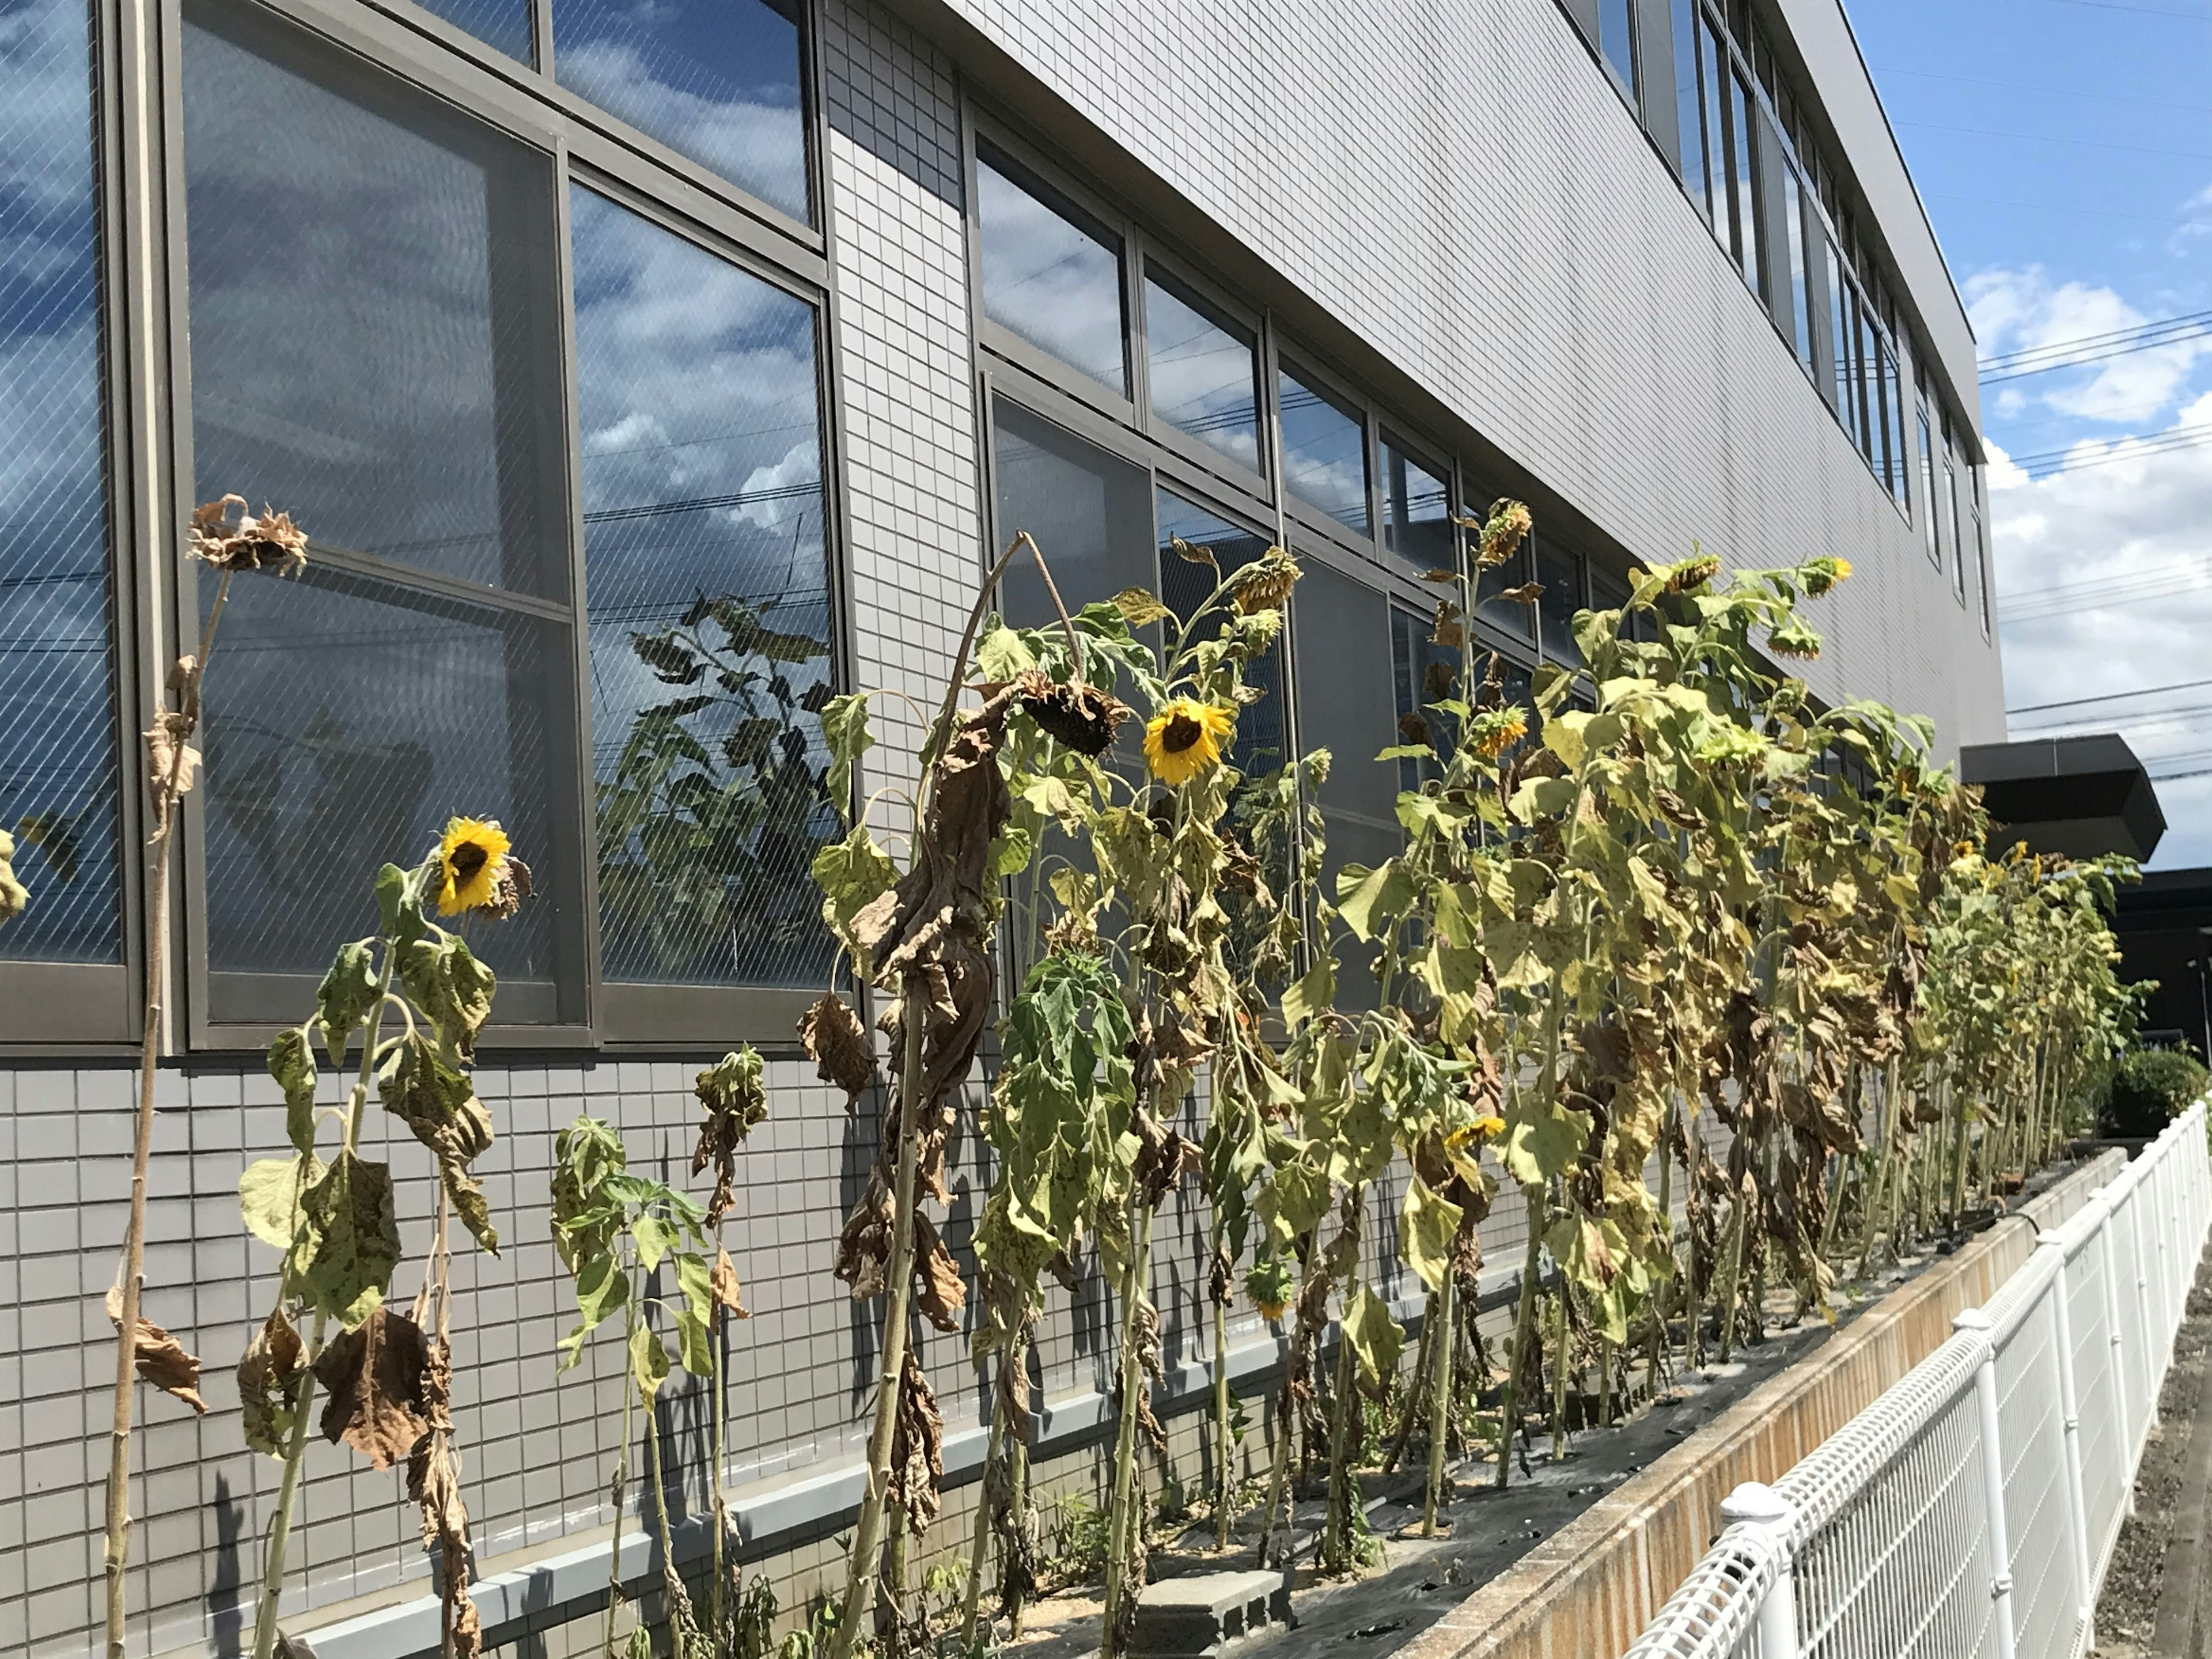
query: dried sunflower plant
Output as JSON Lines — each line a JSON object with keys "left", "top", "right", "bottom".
{"left": 802, "top": 531, "right": 1124, "bottom": 1659}
{"left": 547, "top": 1043, "right": 761, "bottom": 1659}
{"left": 235, "top": 817, "right": 527, "bottom": 1659}
{"left": 102, "top": 497, "right": 306, "bottom": 1659}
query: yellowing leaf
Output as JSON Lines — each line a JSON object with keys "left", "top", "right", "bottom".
{"left": 1399, "top": 1175, "right": 1463, "bottom": 1294}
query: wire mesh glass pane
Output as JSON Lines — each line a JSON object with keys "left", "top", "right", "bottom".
{"left": 976, "top": 150, "right": 1126, "bottom": 397}
{"left": 1143, "top": 268, "right": 1259, "bottom": 474}
{"left": 991, "top": 397, "right": 1154, "bottom": 653}
{"left": 571, "top": 185, "right": 837, "bottom": 990}
{"left": 196, "top": 569, "right": 563, "bottom": 990}
{"left": 182, "top": 0, "right": 567, "bottom": 597}
{"left": 415, "top": 0, "right": 532, "bottom": 63}
{"left": 1156, "top": 490, "right": 1282, "bottom": 777}
{"left": 0, "top": 0, "right": 120, "bottom": 965}
{"left": 552, "top": 0, "right": 807, "bottom": 224}
{"left": 1378, "top": 431, "right": 1451, "bottom": 579}
{"left": 1539, "top": 543, "right": 1586, "bottom": 666}
{"left": 1278, "top": 365, "right": 1368, "bottom": 536}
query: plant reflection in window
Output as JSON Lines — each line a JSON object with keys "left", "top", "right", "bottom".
{"left": 596, "top": 588, "right": 837, "bottom": 987}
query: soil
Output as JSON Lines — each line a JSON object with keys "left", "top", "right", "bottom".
{"left": 2092, "top": 1249, "right": 2212, "bottom": 1657}
{"left": 994, "top": 1205, "right": 2048, "bottom": 1659}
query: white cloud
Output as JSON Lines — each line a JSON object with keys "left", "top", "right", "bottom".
{"left": 1990, "top": 396, "right": 2212, "bottom": 870}
{"left": 1968, "top": 266, "right": 2209, "bottom": 426}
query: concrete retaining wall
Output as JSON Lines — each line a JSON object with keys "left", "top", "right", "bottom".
{"left": 1400, "top": 1149, "right": 2128, "bottom": 1659}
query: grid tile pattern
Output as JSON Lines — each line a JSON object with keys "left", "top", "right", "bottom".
{"left": 931, "top": 0, "right": 2005, "bottom": 749}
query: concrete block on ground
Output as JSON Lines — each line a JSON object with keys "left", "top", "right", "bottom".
{"left": 1129, "top": 1569, "right": 1291, "bottom": 1659}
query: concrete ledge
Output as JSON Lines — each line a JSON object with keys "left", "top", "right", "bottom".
{"left": 1399, "top": 1149, "right": 2126, "bottom": 1659}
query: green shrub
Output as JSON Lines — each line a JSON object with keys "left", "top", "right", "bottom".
{"left": 2099, "top": 1047, "right": 2211, "bottom": 1138}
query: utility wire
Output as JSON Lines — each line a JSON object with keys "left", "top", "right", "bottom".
{"left": 1981, "top": 313, "right": 2212, "bottom": 382}
{"left": 2008, "top": 675, "right": 2212, "bottom": 716}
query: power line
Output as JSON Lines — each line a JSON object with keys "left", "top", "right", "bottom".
{"left": 1983, "top": 306, "right": 2212, "bottom": 370}
{"left": 2007, "top": 675, "right": 2212, "bottom": 715}
{"left": 2002, "top": 422, "right": 2212, "bottom": 476}
{"left": 1981, "top": 310, "right": 2212, "bottom": 381}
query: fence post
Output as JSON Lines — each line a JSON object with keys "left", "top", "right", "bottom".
{"left": 1954, "top": 1308, "right": 2018, "bottom": 1659}
{"left": 2100, "top": 1192, "right": 2136, "bottom": 1509}
{"left": 1718, "top": 1482, "right": 1798, "bottom": 1659}
{"left": 2039, "top": 1232, "right": 2097, "bottom": 1652}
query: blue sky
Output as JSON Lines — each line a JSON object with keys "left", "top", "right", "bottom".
{"left": 1847, "top": 0, "right": 2212, "bottom": 866}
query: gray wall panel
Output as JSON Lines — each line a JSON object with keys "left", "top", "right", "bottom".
{"left": 900, "top": 0, "right": 2005, "bottom": 746}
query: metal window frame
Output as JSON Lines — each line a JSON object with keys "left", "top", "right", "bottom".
{"left": 135, "top": 0, "right": 846, "bottom": 1054}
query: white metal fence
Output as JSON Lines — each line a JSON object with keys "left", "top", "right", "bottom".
{"left": 1626, "top": 1100, "right": 2212, "bottom": 1659}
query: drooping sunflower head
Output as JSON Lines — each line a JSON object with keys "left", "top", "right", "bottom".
{"left": 436, "top": 816, "right": 513, "bottom": 916}
{"left": 187, "top": 494, "right": 308, "bottom": 576}
{"left": 1768, "top": 618, "right": 1824, "bottom": 660}
{"left": 1014, "top": 668, "right": 1130, "bottom": 757}
{"left": 1802, "top": 555, "right": 1853, "bottom": 596}
{"left": 1478, "top": 499, "right": 1533, "bottom": 569}
{"left": 1246, "top": 1254, "right": 1296, "bottom": 1324}
{"left": 1664, "top": 551, "right": 1723, "bottom": 593}
{"left": 1228, "top": 547, "right": 1301, "bottom": 615}
{"left": 1471, "top": 706, "right": 1530, "bottom": 760}
{"left": 1142, "top": 698, "right": 1234, "bottom": 786}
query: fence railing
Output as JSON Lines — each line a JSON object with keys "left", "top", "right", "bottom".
{"left": 1625, "top": 1100, "right": 2211, "bottom": 1659}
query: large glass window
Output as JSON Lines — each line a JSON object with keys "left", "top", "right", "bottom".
{"left": 1378, "top": 433, "right": 1452, "bottom": 578}
{"left": 1143, "top": 268, "right": 1260, "bottom": 474}
{"left": 976, "top": 150, "right": 1127, "bottom": 397}
{"left": 1726, "top": 66, "right": 1762, "bottom": 293}
{"left": 1292, "top": 560, "right": 1396, "bottom": 1007}
{"left": 1157, "top": 491, "right": 1283, "bottom": 775}
{"left": 552, "top": 0, "right": 808, "bottom": 223}
{"left": 1391, "top": 605, "right": 1460, "bottom": 792}
{"left": 1972, "top": 479, "right": 1992, "bottom": 637}
{"left": 1824, "top": 241, "right": 1853, "bottom": 428}
{"left": 1599, "top": 0, "right": 1638, "bottom": 101}
{"left": 991, "top": 399, "right": 1154, "bottom": 657}
{"left": 1673, "top": 0, "right": 1709, "bottom": 220}
{"left": 1538, "top": 544, "right": 1586, "bottom": 666}
{"left": 1278, "top": 363, "right": 1369, "bottom": 536}
{"left": 1944, "top": 439, "right": 1965, "bottom": 601}
{"left": 572, "top": 187, "right": 835, "bottom": 990}
{"left": 1917, "top": 410, "right": 1940, "bottom": 568}
{"left": 183, "top": 0, "right": 576, "bottom": 1017}
{"left": 1783, "top": 169, "right": 1814, "bottom": 375}
{"left": 0, "top": 0, "right": 122, "bottom": 969}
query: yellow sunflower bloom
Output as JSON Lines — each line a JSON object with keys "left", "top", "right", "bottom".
{"left": 437, "top": 816, "right": 512, "bottom": 916}
{"left": 1142, "top": 698, "right": 1234, "bottom": 786}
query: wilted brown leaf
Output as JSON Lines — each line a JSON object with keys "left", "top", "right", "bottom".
{"left": 105, "top": 1283, "right": 207, "bottom": 1414}
{"left": 711, "top": 1248, "right": 751, "bottom": 1320}
{"left": 238, "top": 1307, "right": 304, "bottom": 1456}
{"left": 798, "top": 991, "right": 876, "bottom": 1107}
{"left": 405, "top": 1334, "right": 483, "bottom": 1658}
{"left": 313, "top": 1305, "right": 430, "bottom": 1471}
{"left": 885, "top": 1347, "right": 944, "bottom": 1535}
{"left": 912, "top": 1211, "right": 965, "bottom": 1334}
